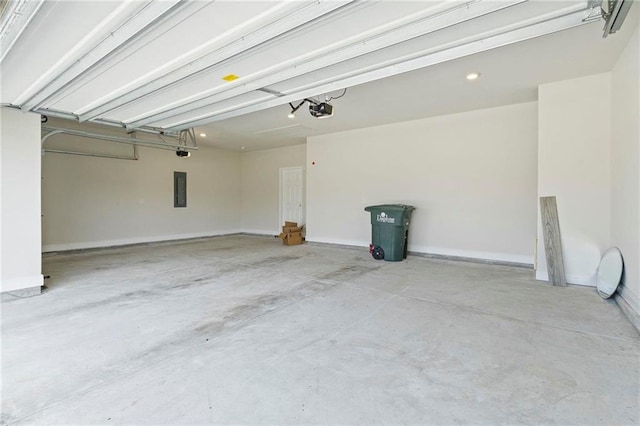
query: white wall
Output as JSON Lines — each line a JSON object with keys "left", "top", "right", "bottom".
{"left": 537, "top": 73, "right": 612, "bottom": 286}
{"left": 611, "top": 21, "right": 640, "bottom": 314}
{"left": 42, "top": 128, "right": 241, "bottom": 251}
{"left": 1, "top": 108, "right": 43, "bottom": 292}
{"left": 307, "top": 102, "right": 538, "bottom": 264}
{"left": 240, "top": 144, "right": 306, "bottom": 234}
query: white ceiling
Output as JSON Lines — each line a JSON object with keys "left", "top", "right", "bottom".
{"left": 0, "top": 0, "right": 636, "bottom": 152}
{"left": 200, "top": 13, "right": 637, "bottom": 151}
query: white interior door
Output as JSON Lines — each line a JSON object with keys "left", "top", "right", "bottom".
{"left": 279, "top": 166, "right": 304, "bottom": 227}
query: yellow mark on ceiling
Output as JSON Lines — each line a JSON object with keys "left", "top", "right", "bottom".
{"left": 222, "top": 74, "right": 239, "bottom": 82}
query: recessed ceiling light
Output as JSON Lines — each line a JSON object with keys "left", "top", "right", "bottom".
{"left": 241, "top": 146, "right": 246, "bottom": 151}
{"left": 466, "top": 72, "right": 480, "bottom": 81}
{"left": 199, "top": 133, "right": 206, "bottom": 137}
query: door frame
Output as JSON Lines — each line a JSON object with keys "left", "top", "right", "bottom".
{"left": 278, "top": 166, "right": 304, "bottom": 229}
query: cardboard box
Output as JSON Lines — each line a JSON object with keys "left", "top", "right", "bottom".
{"left": 283, "top": 232, "right": 303, "bottom": 246}
{"left": 278, "top": 221, "right": 304, "bottom": 246}
{"left": 282, "top": 225, "right": 303, "bottom": 233}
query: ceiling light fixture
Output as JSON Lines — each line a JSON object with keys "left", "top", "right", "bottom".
{"left": 199, "top": 133, "right": 207, "bottom": 137}
{"left": 466, "top": 72, "right": 480, "bottom": 80}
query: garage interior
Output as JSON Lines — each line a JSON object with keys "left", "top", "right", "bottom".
{"left": 1, "top": 0, "right": 639, "bottom": 424}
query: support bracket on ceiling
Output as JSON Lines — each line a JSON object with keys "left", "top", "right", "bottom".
{"left": 41, "top": 125, "right": 198, "bottom": 160}
{"left": 43, "top": 146, "right": 139, "bottom": 161}
{"left": 600, "top": 0, "right": 634, "bottom": 37}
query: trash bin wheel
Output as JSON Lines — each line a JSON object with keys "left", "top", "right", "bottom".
{"left": 372, "top": 246, "right": 384, "bottom": 260}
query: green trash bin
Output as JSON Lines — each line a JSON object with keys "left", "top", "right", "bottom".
{"left": 364, "top": 204, "right": 415, "bottom": 261}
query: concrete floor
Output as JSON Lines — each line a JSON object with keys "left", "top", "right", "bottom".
{"left": 2, "top": 235, "right": 639, "bottom": 425}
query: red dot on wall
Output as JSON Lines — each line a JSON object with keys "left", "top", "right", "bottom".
{"left": 312, "top": 161, "right": 316, "bottom": 165}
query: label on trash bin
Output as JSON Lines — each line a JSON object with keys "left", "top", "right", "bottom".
{"left": 376, "top": 212, "right": 395, "bottom": 224}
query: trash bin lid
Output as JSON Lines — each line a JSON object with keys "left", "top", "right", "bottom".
{"left": 364, "top": 204, "right": 415, "bottom": 212}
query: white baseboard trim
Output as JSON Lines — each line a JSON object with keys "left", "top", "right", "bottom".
{"left": 306, "top": 236, "right": 367, "bottom": 248}
{"left": 616, "top": 284, "right": 640, "bottom": 312}
{"left": 1, "top": 285, "right": 42, "bottom": 300}
{"left": 614, "top": 285, "right": 640, "bottom": 333}
{"left": 241, "top": 229, "right": 279, "bottom": 237}
{"left": 306, "top": 237, "right": 533, "bottom": 268}
{"left": 410, "top": 245, "right": 533, "bottom": 266}
{"left": 1, "top": 274, "right": 44, "bottom": 293}
{"left": 535, "top": 269, "right": 596, "bottom": 287}
{"left": 42, "top": 230, "right": 243, "bottom": 253}
{"left": 613, "top": 286, "right": 640, "bottom": 333}
{"left": 408, "top": 251, "right": 532, "bottom": 269}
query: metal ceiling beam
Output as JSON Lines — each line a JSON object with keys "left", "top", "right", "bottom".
{"left": 19, "top": 0, "right": 183, "bottom": 111}
{"left": 30, "top": 106, "right": 172, "bottom": 137}
{"left": 602, "top": 0, "right": 634, "bottom": 37}
{"left": 165, "top": 4, "right": 594, "bottom": 131}
{"left": 76, "top": 0, "right": 356, "bottom": 122}
{"left": 11, "top": 2, "right": 152, "bottom": 106}
{"left": 124, "top": 0, "right": 525, "bottom": 130}
{"left": 0, "top": 0, "right": 44, "bottom": 63}
{"left": 43, "top": 148, "right": 138, "bottom": 161}
{"left": 37, "top": 0, "right": 208, "bottom": 110}
{"left": 41, "top": 126, "right": 198, "bottom": 152}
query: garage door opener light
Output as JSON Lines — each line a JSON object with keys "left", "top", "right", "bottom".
{"left": 286, "top": 89, "right": 347, "bottom": 119}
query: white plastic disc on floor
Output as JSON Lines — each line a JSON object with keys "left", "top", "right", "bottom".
{"left": 596, "top": 247, "right": 623, "bottom": 299}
